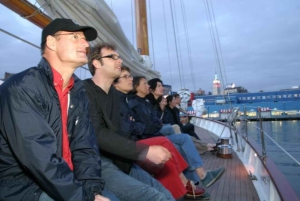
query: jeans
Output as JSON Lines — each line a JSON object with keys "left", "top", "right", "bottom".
{"left": 38, "top": 188, "right": 119, "bottom": 201}
{"left": 159, "top": 124, "right": 175, "bottom": 136}
{"left": 101, "top": 156, "right": 175, "bottom": 201}
{"left": 166, "top": 134, "right": 204, "bottom": 182}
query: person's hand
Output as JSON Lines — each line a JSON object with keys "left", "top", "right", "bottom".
{"left": 94, "top": 194, "right": 110, "bottom": 201}
{"left": 146, "top": 145, "right": 171, "bottom": 164}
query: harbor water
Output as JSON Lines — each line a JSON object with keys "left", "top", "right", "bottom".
{"left": 237, "top": 120, "right": 300, "bottom": 198}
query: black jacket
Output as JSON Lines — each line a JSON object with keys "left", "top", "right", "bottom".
{"left": 0, "top": 58, "right": 104, "bottom": 201}
{"left": 157, "top": 107, "right": 174, "bottom": 125}
{"left": 166, "top": 105, "right": 181, "bottom": 125}
{"left": 117, "top": 91, "right": 145, "bottom": 140}
{"left": 83, "top": 80, "right": 149, "bottom": 174}
{"left": 127, "top": 94, "right": 163, "bottom": 138}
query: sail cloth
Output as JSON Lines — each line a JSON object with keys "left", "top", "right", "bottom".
{"left": 37, "top": 0, "right": 160, "bottom": 79}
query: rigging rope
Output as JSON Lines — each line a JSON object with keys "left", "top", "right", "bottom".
{"left": 147, "top": 0, "right": 156, "bottom": 70}
{"left": 162, "top": 1, "right": 173, "bottom": 86}
{"left": 171, "top": 1, "right": 185, "bottom": 89}
{"left": 0, "top": 28, "right": 89, "bottom": 71}
{"left": 209, "top": 0, "right": 228, "bottom": 91}
{"left": 180, "top": 0, "right": 196, "bottom": 92}
{"left": 169, "top": 0, "right": 183, "bottom": 89}
{"left": 204, "top": 0, "right": 232, "bottom": 107}
{"left": 131, "top": 0, "right": 135, "bottom": 47}
{"left": 0, "top": 28, "right": 40, "bottom": 49}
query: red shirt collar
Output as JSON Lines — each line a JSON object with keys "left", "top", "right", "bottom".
{"left": 52, "top": 67, "right": 74, "bottom": 91}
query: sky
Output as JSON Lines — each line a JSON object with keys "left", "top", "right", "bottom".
{"left": 1, "top": 0, "right": 300, "bottom": 94}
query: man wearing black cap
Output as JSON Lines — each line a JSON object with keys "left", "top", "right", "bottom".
{"left": 0, "top": 18, "right": 116, "bottom": 201}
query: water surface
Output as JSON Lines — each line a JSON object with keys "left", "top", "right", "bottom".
{"left": 238, "top": 121, "right": 300, "bottom": 198}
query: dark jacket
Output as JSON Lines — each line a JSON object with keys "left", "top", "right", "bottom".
{"left": 127, "top": 94, "right": 163, "bottom": 138}
{"left": 83, "top": 80, "right": 149, "bottom": 174}
{"left": 166, "top": 105, "right": 181, "bottom": 125}
{"left": 117, "top": 91, "right": 145, "bottom": 140}
{"left": 0, "top": 58, "right": 104, "bottom": 201}
{"left": 145, "top": 93, "right": 173, "bottom": 125}
{"left": 157, "top": 107, "right": 174, "bottom": 125}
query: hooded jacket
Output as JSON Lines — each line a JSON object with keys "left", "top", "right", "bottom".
{"left": 0, "top": 58, "right": 104, "bottom": 201}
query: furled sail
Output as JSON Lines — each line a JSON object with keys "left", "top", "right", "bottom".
{"left": 37, "top": 0, "right": 160, "bottom": 79}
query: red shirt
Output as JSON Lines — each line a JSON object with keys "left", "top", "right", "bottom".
{"left": 52, "top": 68, "right": 74, "bottom": 170}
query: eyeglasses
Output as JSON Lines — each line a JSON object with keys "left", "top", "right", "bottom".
{"left": 119, "top": 75, "right": 133, "bottom": 79}
{"left": 53, "top": 32, "right": 85, "bottom": 41}
{"left": 99, "top": 54, "right": 122, "bottom": 61}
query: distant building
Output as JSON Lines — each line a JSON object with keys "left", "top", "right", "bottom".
{"left": 163, "top": 84, "right": 172, "bottom": 95}
{"left": 212, "top": 72, "right": 221, "bottom": 95}
{"left": 224, "top": 86, "right": 248, "bottom": 94}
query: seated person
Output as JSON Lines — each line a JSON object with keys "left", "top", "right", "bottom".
{"left": 0, "top": 19, "right": 114, "bottom": 201}
{"left": 158, "top": 96, "right": 216, "bottom": 154}
{"left": 147, "top": 78, "right": 216, "bottom": 150}
{"left": 127, "top": 76, "right": 225, "bottom": 191}
{"left": 84, "top": 43, "right": 175, "bottom": 201}
{"left": 113, "top": 66, "right": 206, "bottom": 200}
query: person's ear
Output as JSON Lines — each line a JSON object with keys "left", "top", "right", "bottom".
{"left": 45, "top": 35, "right": 56, "bottom": 51}
{"left": 92, "top": 59, "right": 101, "bottom": 69}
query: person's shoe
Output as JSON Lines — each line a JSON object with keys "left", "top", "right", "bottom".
{"left": 185, "top": 181, "right": 205, "bottom": 199}
{"left": 201, "top": 167, "right": 225, "bottom": 188}
{"left": 185, "top": 192, "right": 210, "bottom": 200}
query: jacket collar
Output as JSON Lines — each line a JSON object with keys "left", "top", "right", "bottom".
{"left": 37, "top": 57, "right": 80, "bottom": 86}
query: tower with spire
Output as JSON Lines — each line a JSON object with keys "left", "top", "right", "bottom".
{"left": 212, "top": 72, "right": 221, "bottom": 95}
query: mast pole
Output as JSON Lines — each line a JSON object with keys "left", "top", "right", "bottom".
{"left": 134, "top": 0, "right": 149, "bottom": 55}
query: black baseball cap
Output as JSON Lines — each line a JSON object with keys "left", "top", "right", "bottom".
{"left": 41, "top": 18, "right": 97, "bottom": 46}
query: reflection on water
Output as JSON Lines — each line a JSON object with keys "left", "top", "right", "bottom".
{"left": 237, "top": 120, "right": 300, "bottom": 198}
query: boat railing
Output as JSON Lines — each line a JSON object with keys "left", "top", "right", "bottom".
{"left": 239, "top": 106, "right": 300, "bottom": 200}
{"left": 241, "top": 106, "right": 300, "bottom": 166}
{"left": 191, "top": 108, "right": 300, "bottom": 201}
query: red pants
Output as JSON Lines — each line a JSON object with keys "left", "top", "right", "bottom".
{"left": 138, "top": 137, "right": 188, "bottom": 199}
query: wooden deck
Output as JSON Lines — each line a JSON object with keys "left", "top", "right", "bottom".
{"left": 192, "top": 126, "right": 260, "bottom": 201}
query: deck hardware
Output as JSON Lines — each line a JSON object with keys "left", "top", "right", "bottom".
{"left": 249, "top": 171, "right": 257, "bottom": 180}
{"left": 262, "top": 177, "right": 267, "bottom": 184}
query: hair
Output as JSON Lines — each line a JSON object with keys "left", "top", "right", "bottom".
{"left": 157, "top": 95, "right": 163, "bottom": 104}
{"left": 41, "top": 42, "right": 46, "bottom": 55}
{"left": 131, "top": 76, "right": 146, "bottom": 94}
{"left": 148, "top": 78, "right": 163, "bottom": 91}
{"left": 113, "top": 66, "right": 131, "bottom": 84}
{"left": 173, "top": 93, "right": 180, "bottom": 99}
{"left": 87, "top": 43, "right": 116, "bottom": 76}
{"left": 166, "top": 95, "right": 175, "bottom": 106}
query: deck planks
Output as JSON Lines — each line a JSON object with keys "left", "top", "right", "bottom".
{"left": 191, "top": 126, "right": 260, "bottom": 201}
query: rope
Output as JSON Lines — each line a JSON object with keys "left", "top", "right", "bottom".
{"left": 172, "top": 1, "right": 185, "bottom": 88}
{"left": 209, "top": 0, "right": 228, "bottom": 93}
{"left": 162, "top": 1, "right": 173, "bottom": 86}
{"left": 0, "top": 28, "right": 40, "bottom": 49}
{"left": 169, "top": 0, "right": 183, "bottom": 89}
{"left": 0, "top": 28, "right": 89, "bottom": 72}
{"left": 180, "top": 0, "right": 196, "bottom": 92}
{"left": 131, "top": 0, "right": 135, "bottom": 47}
{"left": 147, "top": 0, "right": 156, "bottom": 69}
{"left": 204, "top": 0, "right": 232, "bottom": 108}
{"left": 22, "top": 1, "right": 50, "bottom": 19}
